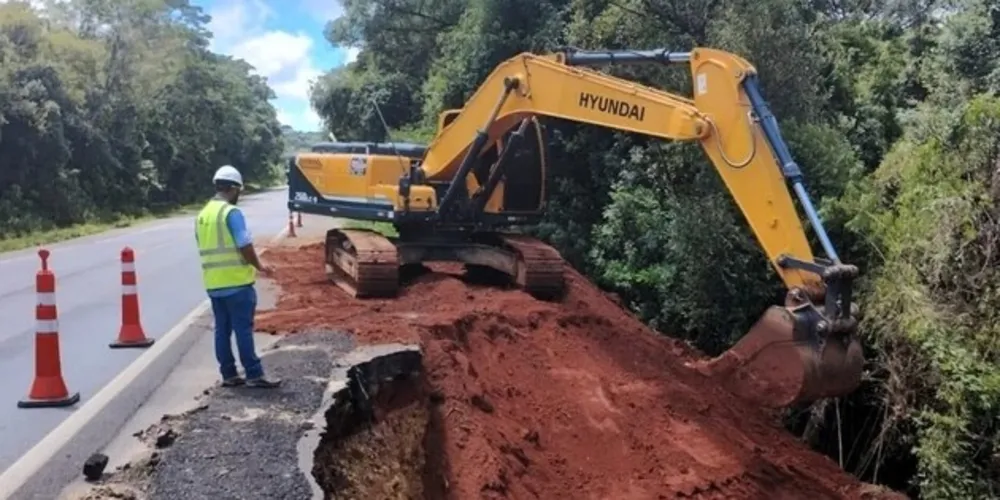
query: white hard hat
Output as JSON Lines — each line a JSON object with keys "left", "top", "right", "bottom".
{"left": 212, "top": 165, "right": 243, "bottom": 187}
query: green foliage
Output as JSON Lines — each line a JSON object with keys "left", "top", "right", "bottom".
{"left": 343, "top": 219, "right": 399, "bottom": 238}
{"left": 310, "top": 66, "right": 423, "bottom": 142}
{"left": 420, "top": 0, "right": 569, "bottom": 120}
{"left": 835, "top": 94, "right": 1000, "bottom": 497}
{"left": 308, "top": 0, "right": 1000, "bottom": 495}
{"left": 280, "top": 125, "right": 326, "bottom": 157}
{"left": 0, "top": 0, "right": 284, "bottom": 241}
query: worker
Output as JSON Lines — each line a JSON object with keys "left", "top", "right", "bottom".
{"left": 194, "top": 165, "right": 281, "bottom": 388}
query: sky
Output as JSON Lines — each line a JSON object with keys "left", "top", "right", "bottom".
{"left": 191, "top": 0, "right": 357, "bottom": 131}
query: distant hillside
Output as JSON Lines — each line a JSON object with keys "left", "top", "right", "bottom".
{"left": 280, "top": 125, "right": 325, "bottom": 157}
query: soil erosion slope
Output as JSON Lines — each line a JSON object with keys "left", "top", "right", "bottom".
{"left": 257, "top": 241, "right": 895, "bottom": 500}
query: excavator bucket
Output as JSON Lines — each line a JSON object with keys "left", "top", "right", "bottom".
{"left": 686, "top": 304, "right": 864, "bottom": 408}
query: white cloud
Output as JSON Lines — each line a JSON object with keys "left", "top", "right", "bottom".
{"left": 208, "top": 1, "right": 321, "bottom": 102}
{"left": 276, "top": 106, "right": 323, "bottom": 130}
{"left": 276, "top": 109, "right": 294, "bottom": 125}
{"left": 298, "top": 0, "right": 344, "bottom": 21}
{"left": 229, "top": 30, "right": 321, "bottom": 101}
{"left": 206, "top": 0, "right": 273, "bottom": 48}
{"left": 345, "top": 46, "right": 360, "bottom": 63}
{"left": 205, "top": 0, "right": 339, "bottom": 130}
{"left": 301, "top": 107, "right": 322, "bottom": 129}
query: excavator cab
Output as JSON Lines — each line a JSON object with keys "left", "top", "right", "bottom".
{"left": 438, "top": 109, "right": 549, "bottom": 216}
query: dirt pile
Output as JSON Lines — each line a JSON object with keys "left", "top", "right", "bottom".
{"left": 257, "top": 241, "right": 902, "bottom": 500}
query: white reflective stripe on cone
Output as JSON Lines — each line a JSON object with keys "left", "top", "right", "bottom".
{"left": 36, "top": 319, "right": 58, "bottom": 332}
{"left": 122, "top": 284, "right": 138, "bottom": 295}
{"left": 121, "top": 262, "right": 136, "bottom": 272}
{"left": 37, "top": 292, "right": 56, "bottom": 306}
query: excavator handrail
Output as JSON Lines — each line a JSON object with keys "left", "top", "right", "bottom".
{"left": 416, "top": 47, "right": 848, "bottom": 299}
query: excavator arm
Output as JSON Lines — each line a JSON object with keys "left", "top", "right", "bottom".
{"left": 289, "top": 46, "right": 864, "bottom": 406}
{"left": 412, "top": 47, "right": 863, "bottom": 405}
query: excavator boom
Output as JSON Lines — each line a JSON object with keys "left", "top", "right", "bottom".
{"left": 287, "top": 47, "right": 865, "bottom": 407}
{"left": 418, "top": 48, "right": 837, "bottom": 292}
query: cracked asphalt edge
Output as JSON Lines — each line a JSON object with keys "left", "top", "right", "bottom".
{"left": 66, "top": 330, "right": 422, "bottom": 500}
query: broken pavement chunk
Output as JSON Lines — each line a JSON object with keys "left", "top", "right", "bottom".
{"left": 155, "top": 428, "right": 177, "bottom": 448}
{"left": 83, "top": 452, "right": 109, "bottom": 481}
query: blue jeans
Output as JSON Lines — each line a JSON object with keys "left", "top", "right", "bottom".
{"left": 208, "top": 285, "right": 264, "bottom": 380}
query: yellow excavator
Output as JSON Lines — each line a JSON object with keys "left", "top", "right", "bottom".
{"left": 287, "top": 47, "right": 865, "bottom": 408}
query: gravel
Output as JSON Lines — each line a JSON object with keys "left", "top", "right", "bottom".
{"left": 143, "top": 330, "right": 354, "bottom": 500}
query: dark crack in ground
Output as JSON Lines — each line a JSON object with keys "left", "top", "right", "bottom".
{"left": 81, "top": 330, "right": 355, "bottom": 500}
{"left": 311, "top": 348, "right": 437, "bottom": 500}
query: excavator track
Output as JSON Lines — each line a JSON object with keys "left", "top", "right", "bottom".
{"left": 324, "top": 228, "right": 399, "bottom": 298}
{"left": 498, "top": 233, "right": 566, "bottom": 299}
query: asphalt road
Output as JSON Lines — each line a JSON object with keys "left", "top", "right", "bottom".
{"left": 55, "top": 331, "right": 421, "bottom": 500}
{"left": 0, "top": 188, "right": 291, "bottom": 473}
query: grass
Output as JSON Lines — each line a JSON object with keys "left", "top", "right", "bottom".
{"left": 0, "top": 203, "right": 205, "bottom": 253}
{"left": 342, "top": 220, "right": 399, "bottom": 238}
{"left": 0, "top": 182, "right": 282, "bottom": 253}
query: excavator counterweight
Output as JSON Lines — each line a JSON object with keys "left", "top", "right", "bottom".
{"left": 287, "top": 47, "right": 865, "bottom": 407}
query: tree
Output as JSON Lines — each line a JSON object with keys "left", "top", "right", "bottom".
{"left": 307, "top": 0, "right": 1000, "bottom": 495}
{"left": 0, "top": 0, "right": 286, "bottom": 236}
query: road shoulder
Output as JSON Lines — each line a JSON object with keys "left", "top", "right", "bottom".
{"left": 59, "top": 331, "right": 421, "bottom": 500}
{"left": 62, "top": 330, "right": 353, "bottom": 500}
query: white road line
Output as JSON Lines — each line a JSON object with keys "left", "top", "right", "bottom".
{"left": 0, "top": 187, "right": 287, "bottom": 264}
{"left": 0, "top": 225, "right": 290, "bottom": 497}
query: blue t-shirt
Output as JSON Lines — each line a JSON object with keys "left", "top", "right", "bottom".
{"left": 196, "top": 205, "right": 254, "bottom": 297}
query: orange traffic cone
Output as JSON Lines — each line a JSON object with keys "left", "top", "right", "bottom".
{"left": 296, "top": 211, "right": 303, "bottom": 228}
{"left": 18, "top": 249, "right": 80, "bottom": 408}
{"left": 109, "top": 247, "right": 154, "bottom": 348}
{"left": 288, "top": 212, "right": 297, "bottom": 237}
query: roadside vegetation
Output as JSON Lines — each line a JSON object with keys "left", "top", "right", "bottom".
{"left": 342, "top": 220, "right": 399, "bottom": 238}
{"left": 0, "top": 0, "right": 287, "bottom": 251}
{"left": 281, "top": 126, "right": 326, "bottom": 158}
{"left": 310, "top": 0, "right": 1000, "bottom": 497}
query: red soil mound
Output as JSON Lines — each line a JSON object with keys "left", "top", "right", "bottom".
{"left": 257, "top": 242, "right": 899, "bottom": 500}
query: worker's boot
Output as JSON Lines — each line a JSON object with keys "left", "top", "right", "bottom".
{"left": 246, "top": 376, "right": 282, "bottom": 388}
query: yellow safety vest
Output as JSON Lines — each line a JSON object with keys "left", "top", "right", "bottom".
{"left": 195, "top": 198, "right": 256, "bottom": 290}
